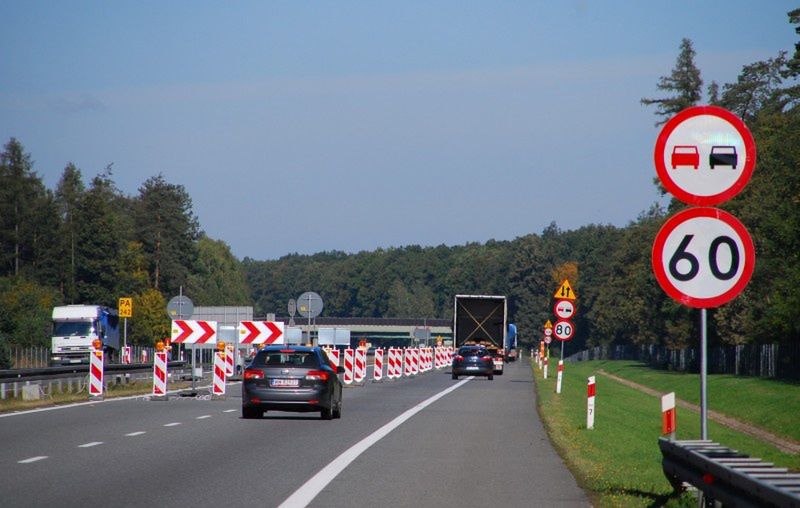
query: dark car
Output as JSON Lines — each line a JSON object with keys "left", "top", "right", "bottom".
{"left": 242, "top": 345, "right": 342, "bottom": 420}
{"left": 451, "top": 346, "right": 494, "bottom": 380}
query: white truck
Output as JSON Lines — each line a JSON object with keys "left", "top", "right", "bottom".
{"left": 453, "top": 295, "right": 507, "bottom": 375}
{"left": 50, "top": 305, "right": 121, "bottom": 366}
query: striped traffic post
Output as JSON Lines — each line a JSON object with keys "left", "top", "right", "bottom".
{"left": 662, "top": 392, "right": 676, "bottom": 439}
{"left": 212, "top": 351, "right": 227, "bottom": 399}
{"left": 152, "top": 350, "right": 168, "bottom": 400}
{"left": 373, "top": 348, "right": 384, "bottom": 382}
{"left": 89, "top": 342, "right": 103, "bottom": 400}
{"left": 555, "top": 360, "right": 564, "bottom": 394}
{"left": 543, "top": 356, "right": 548, "bottom": 379}
{"left": 343, "top": 348, "right": 354, "bottom": 385}
{"left": 225, "top": 344, "right": 234, "bottom": 377}
{"left": 354, "top": 347, "right": 367, "bottom": 384}
{"left": 587, "top": 376, "right": 596, "bottom": 429}
{"left": 122, "top": 346, "right": 131, "bottom": 365}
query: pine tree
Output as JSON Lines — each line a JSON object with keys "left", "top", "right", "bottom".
{"left": 641, "top": 38, "right": 703, "bottom": 125}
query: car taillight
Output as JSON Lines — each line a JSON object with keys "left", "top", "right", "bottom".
{"left": 244, "top": 368, "right": 264, "bottom": 380}
{"left": 305, "top": 370, "right": 329, "bottom": 382}
{"left": 454, "top": 355, "right": 464, "bottom": 361}
{"left": 482, "top": 355, "right": 492, "bottom": 361}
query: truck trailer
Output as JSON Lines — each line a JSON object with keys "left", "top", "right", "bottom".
{"left": 453, "top": 295, "right": 507, "bottom": 374}
{"left": 50, "top": 305, "right": 121, "bottom": 366}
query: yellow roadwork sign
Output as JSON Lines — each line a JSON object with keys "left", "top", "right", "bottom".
{"left": 119, "top": 297, "right": 133, "bottom": 318}
{"left": 553, "top": 279, "right": 576, "bottom": 300}
{"left": 544, "top": 320, "right": 553, "bottom": 329}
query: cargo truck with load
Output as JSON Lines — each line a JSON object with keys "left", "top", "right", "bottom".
{"left": 453, "top": 295, "right": 507, "bottom": 375}
{"left": 50, "top": 305, "right": 121, "bottom": 366}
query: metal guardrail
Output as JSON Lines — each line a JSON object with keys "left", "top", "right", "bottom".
{"left": 0, "top": 362, "right": 187, "bottom": 381}
{"left": 659, "top": 438, "right": 800, "bottom": 507}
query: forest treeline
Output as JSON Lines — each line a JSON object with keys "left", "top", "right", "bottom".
{"left": 2, "top": 12, "right": 799, "bottom": 354}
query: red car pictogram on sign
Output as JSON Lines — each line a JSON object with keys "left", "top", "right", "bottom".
{"left": 671, "top": 145, "right": 699, "bottom": 169}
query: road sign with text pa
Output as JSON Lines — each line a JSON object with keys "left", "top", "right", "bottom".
{"left": 118, "top": 297, "right": 132, "bottom": 318}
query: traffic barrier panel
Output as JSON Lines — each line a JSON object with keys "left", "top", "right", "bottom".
{"left": 403, "top": 348, "right": 412, "bottom": 377}
{"left": 587, "top": 376, "right": 596, "bottom": 429}
{"left": 141, "top": 349, "right": 148, "bottom": 363}
{"left": 212, "top": 351, "right": 226, "bottom": 397}
{"left": 89, "top": 348, "right": 103, "bottom": 399}
{"left": 556, "top": 360, "right": 564, "bottom": 393}
{"left": 343, "top": 348, "right": 354, "bottom": 385}
{"left": 152, "top": 351, "right": 168, "bottom": 398}
{"left": 373, "top": 348, "right": 384, "bottom": 382}
{"left": 411, "top": 348, "right": 419, "bottom": 375}
{"left": 122, "top": 346, "right": 131, "bottom": 365}
{"left": 389, "top": 348, "right": 401, "bottom": 379}
{"left": 354, "top": 348, "right": 367, "bottom": 383}
{"left": 326, "top": 347, "right": 340, "bottom": 370}
{"left": 225, "top": 345, "right": 234, "bottom": 377}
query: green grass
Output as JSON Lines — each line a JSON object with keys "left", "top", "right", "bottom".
{"left": 532, "top": 360, "right": 800, "bottom": 507}
{"left": 592, "top": 360, "right": 800, "bottom": 442}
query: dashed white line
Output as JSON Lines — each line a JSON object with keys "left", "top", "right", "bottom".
{"left": 78, "top": 441, "right": 103, "bottom": 448}
{"left": 18, "top": 456, "right": 48, "bottom": 464}
{"left": 223, "top": 409, "right": 236, "bottom": 413}
{"left": 163, "top": 422, "right": 181, "bottom": 427}
{"left": 125, "top": 431, "right": 146, "bottom": 437}
{"left": 196, "top": 415, "right": 212, "bottom": 420}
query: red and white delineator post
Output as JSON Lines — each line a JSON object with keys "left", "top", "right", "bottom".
{"left": 141, "top": 349, "right": 148, "bottom": 363}
{"left": 225, "top": 345, "right": 234, "bottom": 377}
{"left": 411, "top": 348, "right": 420, "bottom": 375}
{"left": 555, "top": 360, "right": 564, "bottom": 394}
{"left": 89, "top": 346, "right": 104, "bottom": 399}
{"left": 403, "top": 348, "right": 412, "bottom": 377}
{"left": 343, "top": 348, "right": 354, "bottom": 385}
{"left": 372, "top": 348, "right": 384, "bottom": 382}
{"left": 587, "top": 376, "right": 596, "bottom": 430}
{"left": 354, "top": 348, "right": 367, "bottom": 384}
{"left": 212, "top": 351, "right": 227, "bottom": 398}
{"left": 662, "top": 392, "right": 676, "bottom": 439}
{"left": 152, "top": 351, "right": 168, "bottom": 399}
{"left": 122, "top": 346, "right": 132, "bottom": 365}
{"left": 543, "top": 356, "right": 549, "bottom": 379}
{"left": 387, "top": 348, "right": 399, "bottom": 379}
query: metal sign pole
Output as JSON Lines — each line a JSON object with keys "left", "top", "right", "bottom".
{"left": 700, "top": 308, "right": 708, "bottom": 440}
{"left": 124, "top": 317, "right": 127, "bottom": 348}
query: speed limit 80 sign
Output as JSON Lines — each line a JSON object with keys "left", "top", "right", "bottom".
{"left": 652, "top": 207, "right": 755, "bottom": 308}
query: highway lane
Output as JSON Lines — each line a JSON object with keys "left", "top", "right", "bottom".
{"left": 0, "top": 358, "right": 588, "bottom": 507}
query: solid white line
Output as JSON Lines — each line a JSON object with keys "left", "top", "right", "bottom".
{"left": 125, "top": 431, "right": 146, "bottom": 437}
{"left": 18, "top": 456, "right": 48, "bottom": 464}
{"left": 78, "top": 441, "right": 103, "bottom": 448}
{"left": 196, "top": 415, "right": 212, "bottom": 420}
{"left": 163, "top": 422, "right": 181, "bottom": 427}
{"left": 278, "top": 378, "right": 471, "bottom": 508}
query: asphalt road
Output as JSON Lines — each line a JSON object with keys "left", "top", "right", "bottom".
{"left": 0, "top": 358, "right": 588, "bottom": 507}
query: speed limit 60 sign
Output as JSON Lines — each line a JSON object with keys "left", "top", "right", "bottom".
{"left": 652, "top": 207, "right": 755, "bottom": 308}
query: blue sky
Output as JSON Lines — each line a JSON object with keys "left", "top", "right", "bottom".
{"left": 1, "top": 1, "right": 796, "bottom": 260}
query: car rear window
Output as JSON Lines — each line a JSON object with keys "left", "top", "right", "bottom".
{"left": 253, "top": 351, "right": 319, "bottom": 368}
{"left": 459, "top": 347, "right": 487, "bottom": 356}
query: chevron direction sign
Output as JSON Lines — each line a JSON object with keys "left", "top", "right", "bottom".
{"left": 238, "top": 321, "right": 285, "bottom": 345}
{"left": 171, "top": 320, "right": 218, "bottom": 344}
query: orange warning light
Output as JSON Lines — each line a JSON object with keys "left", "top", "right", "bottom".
{"left": 92, "top": 339, "right": 102, "bottom": 350}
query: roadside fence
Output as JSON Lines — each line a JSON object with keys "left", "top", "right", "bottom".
{"left": 566, "top": 342, "right": 800, "bottom": 381}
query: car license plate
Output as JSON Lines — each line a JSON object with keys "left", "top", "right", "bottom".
{"left": 270, "top": 378, "right": 298, "bottom": 387}
{"left": 466, "top": 366, "right": 479, "bottom": 370}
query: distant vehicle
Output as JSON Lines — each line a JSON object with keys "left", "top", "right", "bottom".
{"left": 453, "top": 295, "right": 507, "bottom": 375}
{"left": 671, "top": 145, "right": 700, "bottom": 169}
{"left": 50, "top": 305, "right": 120, "bottom": 366}
{"left": 709, "top": 145, "right": 738, "bottom": 169}
{"left": 242, "top": 345, "right": 342, "bottom": 420}
{"left": 451, "top": 345, "right": 493, "bottom": 380}
{"left": 505, "top": 323, "right": 517, "bottom": 362}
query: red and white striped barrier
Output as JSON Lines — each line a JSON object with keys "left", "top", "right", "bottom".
{"left": 412, "top": 348, "right": 420, "bottom": 375}
{"left": 556, "top": 360, "right": 564, "bottom": 393}
{"left": 343, "top": 348, "right": 354, "bottom": 385}
{"left": 152, "top": 351, "right": 168, "bottom": 397}
{"left": 373, "top": 348, "right": 384, "bottom": 382}
{"left": 122, "top": 346, "right": 131, "bottom": 365}
{"left": 225, "top": 345, "right": 234, "bottom": 377}
{"left": 403, "top": 348, "right": 412, "bottom": 377}
{"left": 662, "top": 392, "right": 676, "bottom": 437}
{"left": 141, "top": 349, "right": 148, "bottom": 364}
{"left": 388, "top": 348, "right": 400, "bottom": 379}
{"left": 354, "top": 348, "right": 367, "bottom": 383}
{"left": 424, "top": 348, "right": 432, "bottom": 371}
{"left": 328, "top": 348, "right": 340, "bottom": 369}
{"left": 213, "top": 351, "right": 227, "bottom": 397}
{"left": 587, "top": 376, "right": 596, "bottom": 429}
{"left": 89, "top": 347, "right": 103, "bottom": 398}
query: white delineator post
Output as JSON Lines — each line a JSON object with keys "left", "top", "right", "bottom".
{"left": 122, "top": 346, "right": 131, "bottom": 365}
{"left": 587, "top": 376, "right": 596, "bottom": 429}
{"left": 662, "top": 392, "right": 677, "bottom": 439}
{"left": 212, "top": 351, "right": 226, "bottom": 398}
{"left": 555, "top": 360, "right": 564, "bottom": 394}
{"left": 543, "top": 357, "right": 548, "bottom": 379}
{"left": 89, "top": 347, "right": 104, "bottom": 399}
{"left": 152, "top": 351, "right": 168, "bottom": 399}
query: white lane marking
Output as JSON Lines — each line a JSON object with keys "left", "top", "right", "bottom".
{"left": 196, "top": 415, "right": 212, "bottom": 420}
{"left": 18, "top": 456, "right": 48, "bottom": 464}
{"left": 78, "top": 441, "right": 103, "bottom": 448}
{"left": 278, "top": 378, "right": 471, "bottom": 508}
{"left": 223, "top": 409, "right": 236, "bottom": 413}
{"left": 163, "top": 422, "right": 181, "bottom": 427}
{"left": 125, "top": 431, "right": 146, "bottom": 437}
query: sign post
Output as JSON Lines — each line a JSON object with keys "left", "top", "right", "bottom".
{"left": 119, "top": 297, "right": 132, "bottom": 350}
{"left": 652, "top": 105, "right": 756, "bottom": 440}
{"left": 552, "top": 281, "right": 576, "bottom": 394}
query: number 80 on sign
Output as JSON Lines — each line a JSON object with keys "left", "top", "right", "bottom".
{"left": 553, "top": 320, "right": 575, "bottom": 342}
{"left": 652, "top": 207, "right": 755, "bottom": 308}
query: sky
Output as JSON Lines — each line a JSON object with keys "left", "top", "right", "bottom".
{"left": 1, "top": 1, "right": 797, "bottom": 260}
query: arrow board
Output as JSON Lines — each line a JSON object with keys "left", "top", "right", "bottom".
{"left": 171, "top": 320, "right": 217, "bottom": 344}
{"left": 238, "top": 321, "right": 285, "bottom": 345}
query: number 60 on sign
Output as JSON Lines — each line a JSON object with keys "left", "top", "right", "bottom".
{"left": 652, "top": 207, "right": 755, "bottom": 308}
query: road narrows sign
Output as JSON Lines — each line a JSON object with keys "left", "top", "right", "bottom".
{"left": 654, "top": 105, "right": 756, "bottom": 206}
{"left": 652, "top": 207, "right": 755, "bottom": 308}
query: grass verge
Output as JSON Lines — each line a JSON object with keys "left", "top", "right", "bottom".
{"left": 532, "top": 360, "right": 800, "bottom": 507}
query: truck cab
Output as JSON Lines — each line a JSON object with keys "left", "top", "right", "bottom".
{"left": 50, "top": 305, "right": 120, "bottom": 366}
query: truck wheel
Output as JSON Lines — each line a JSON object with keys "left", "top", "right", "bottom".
{"left": 242, "top": 407, "right": 262, "bottom": 419}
